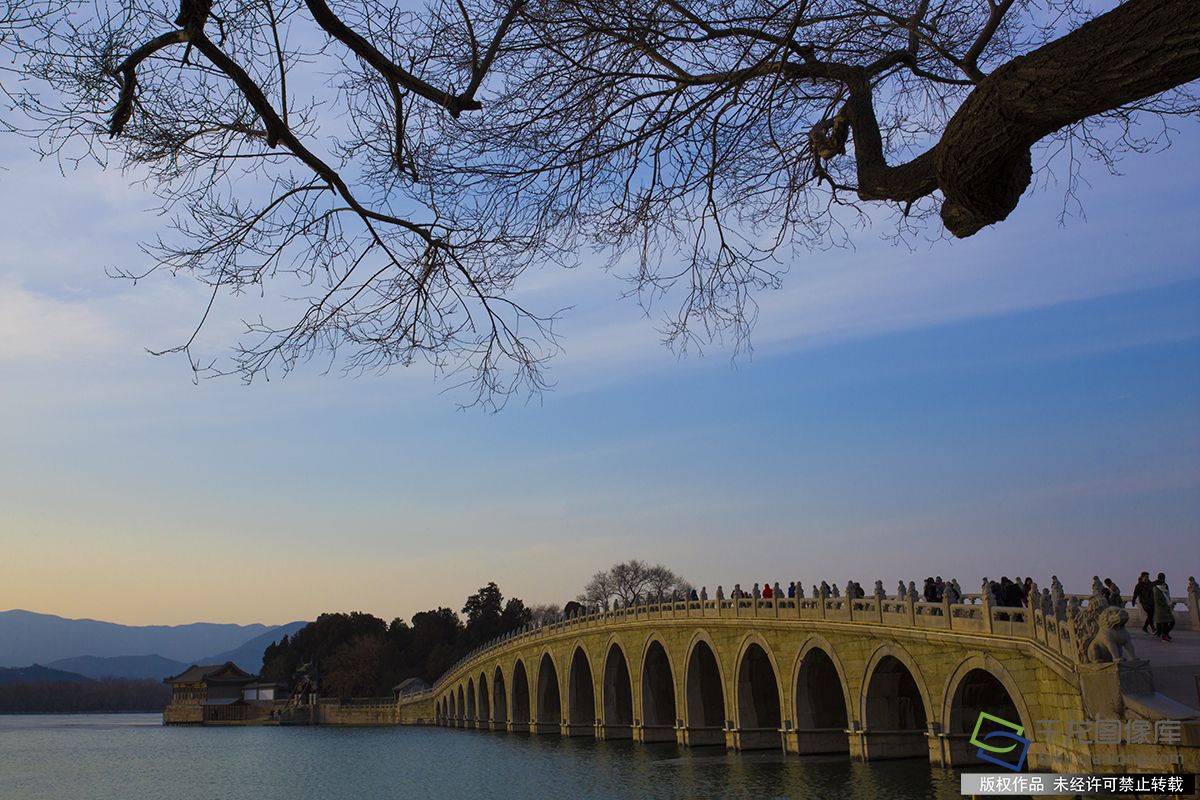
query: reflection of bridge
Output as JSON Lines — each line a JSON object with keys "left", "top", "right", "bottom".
{"left": 407, "top": 586, "right": 1200, "bottom": 773}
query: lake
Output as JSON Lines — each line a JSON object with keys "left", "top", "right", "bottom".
{"left": 0, "top": 714, "right": 969, "bottom": 799}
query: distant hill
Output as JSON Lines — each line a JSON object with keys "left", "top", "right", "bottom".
{"left": 199, "top": 621, "right": 308, "bottom": 673}
{"left": 0, "top": 609, "right": 308, "bottom": 669}
{"left": 45, "top": 654, "right": 189, "bottom": 681}
{"left": 41, "top": 621, "right": 310, "bottom": 680}
{"left": 0, "top": 664, "right": 92, "bottom": 684}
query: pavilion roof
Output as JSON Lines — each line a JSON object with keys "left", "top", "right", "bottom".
{"left": 165, "top": 661, "right": 257, "bottom": 685}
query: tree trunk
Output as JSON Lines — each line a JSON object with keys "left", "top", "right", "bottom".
{"left": 935, "top": 0, "right": 1200, "bottom": 237}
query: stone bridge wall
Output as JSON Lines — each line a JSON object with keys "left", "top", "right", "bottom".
{"left": 314, "top": 699, "right": 402, "bottom": 726}
{"left": 408, "top": 592, "right": 1200, "bottom": 773}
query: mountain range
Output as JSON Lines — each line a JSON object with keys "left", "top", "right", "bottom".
{"left": 0, "top": 610, "right": 308, "bottom": 680}
{"left": 0, "top": 664, "right": 92, "bottom": 684}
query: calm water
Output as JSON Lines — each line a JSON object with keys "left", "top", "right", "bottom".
{"left": 0, "top": 715, "right": 967, "bottom": 799}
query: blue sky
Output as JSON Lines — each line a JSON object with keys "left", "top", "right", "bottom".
{"left": 1, "top": 111, "right": 1198, "bottom": 625}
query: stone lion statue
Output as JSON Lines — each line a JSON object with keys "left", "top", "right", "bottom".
{"left": 1073, "top": 604, "right": 1137, "bottom": 662}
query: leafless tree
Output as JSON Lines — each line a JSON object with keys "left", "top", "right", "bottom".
{"left": 527, "top": 603, "right": 561, "bottom": 626}
{"left": 582, "top": 559, "right": 689, "bottom": 605}
{"left": 645, "top": 564, "right": 692, "bottom": 600}
{"left": 577, "top": 569, "right": 616, "bottom": 608}
{"left": 609, "top": 560, "right": 652, "bottom": 606}
{"left": 3, "top": 0, "right": 1197, "bottom": 402}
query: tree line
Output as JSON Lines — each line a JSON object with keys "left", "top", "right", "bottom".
{"left": 0, "top": 679, "right": 170, "bottom": 712}
{"left": 262, "top": 563, "right": 690, "bottom": 698}
{"left": 260, "top": 582, "right": 559, "bottom": 699}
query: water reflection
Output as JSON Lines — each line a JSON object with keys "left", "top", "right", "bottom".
{"left": 1, "top": 715, "right": 967, "bottom": 800}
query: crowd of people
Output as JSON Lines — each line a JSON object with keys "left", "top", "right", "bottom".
{"left": 585, "top": 574, "right": 1191, "bottom": 646}
{"left": 980, "top": 576, "right": 1038, "bottom": 608}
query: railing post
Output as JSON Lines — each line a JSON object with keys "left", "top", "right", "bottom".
{"left": 942, "top": 594, "right": 951, "bottom": 630}
{"left": 981, "top": 590, "right": 994, "bottom": 635}
{"left": 1065, "top": 606, "right": 1080, "bottom": 662}
{"left": 1026, "top": 581, "right": 1039, "bottom": 639}
{"left": 1188, "top": 578, "right": 1200, "bottom": 629}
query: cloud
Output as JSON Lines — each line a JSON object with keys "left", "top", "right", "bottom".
{"left": 0, "top": 285, "right": 121, "bottom": 360}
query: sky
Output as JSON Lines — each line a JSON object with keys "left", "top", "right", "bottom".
{"left": 1, "top": 102, "right": 1199, "bottom": 626}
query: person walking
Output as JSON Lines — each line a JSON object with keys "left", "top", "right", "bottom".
{"left": 1152, "top": 573, "right": 1175, "bottom": 642}
{"left": 1133, "top": 572, "right": 1155, "bottom": 633}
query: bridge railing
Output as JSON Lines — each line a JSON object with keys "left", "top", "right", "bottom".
{"left": 431, "top": 583, "right": 1198, "bottom": 692}
{"left": 338, "top": 697, "right": 397, "bottom": 709}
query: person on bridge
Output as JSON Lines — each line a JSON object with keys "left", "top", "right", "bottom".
{"left": 923, "top": 578, "right": 937, "bottom": 603}
{"left": 762, "top": 583, "right": 773, "bottom": 599}
{"left": 1152, "top": 574, "right": 1175, "bottom": 642}
{"left": 1133, "top": 572, "right": 1155, "bottom": 633}
{"left": 1103, "top": 578, "right": 1123, "bottom": 608}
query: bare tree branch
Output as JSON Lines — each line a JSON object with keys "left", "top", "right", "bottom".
{"left": 3, "top": 0, "right": 1197, "bottom": 404}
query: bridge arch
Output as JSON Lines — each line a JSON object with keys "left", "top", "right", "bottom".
{"left": 683, "top": 631, "right": 728, "bottom": 745}
{"left": 790, "top": 635, "right": 851, "bottom": 753}
{"left": 535, "top": 650, "right": 562, "bottom": 733}
{"left": 941, "top": 653, "right": 1033, "bottom": 766}
{"left": 478, "top": 672, "right": 491, "bottom": 727}
{"left": 792, "top": 636, "right": 852, "bottom": 726}
{"left": 466, "top": 678, "right": 477, "bottom": 725}
{"left": 639, "top": 635, "right": 678, "bottom": 739}
{"left": 602, "top": 640, "right": 634, "bottom": 736}
{"left": 568, "top": 645, "right": 597, "bottom": 731}
{"left": 455, "top": 685, "right": 464, "bottom": 726}
{"left": 493, "top": 665, "right": 508, "bottom": 727}
{"left": 511, "top": 658, "right": 531, "bottom": 729}
{"left": 734, "top": 634, "right": 784, "bottom": 748}
{"left": 860, "top": 643, "right": 933, "bottom": 730}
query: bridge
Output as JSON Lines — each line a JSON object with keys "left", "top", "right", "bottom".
{"left": 403, "top": 579, "right": 1200, "bottom": 774}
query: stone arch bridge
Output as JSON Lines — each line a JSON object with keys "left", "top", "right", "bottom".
{"left": 403, "top": 588, "right": 1200, "bottom": 773}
